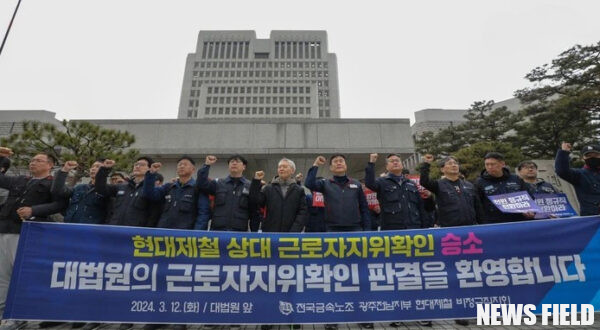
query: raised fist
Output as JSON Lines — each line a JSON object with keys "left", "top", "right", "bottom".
{"left": 103, "top": 159, "right": 116, "bottom": 168}
{"left": 150, "top": 162, "right": 162, "bottom": 173}
{"left": 369, "top": 153, "right": 378, "bottom": 163}
{"left": 254, "top": 170, "right": 265, "bottom": 180}
{"left": 561, "top": 142, "right": 572, "bottom": 152}
{"left": 61, "top": 160, "right": 78, "bottom": 172}
{"left": 0, "top": 147, "right": 13, "bottom": 158}
{"left": 313, "top": 156, "right": 326, "bottom": 167}
{"left": 422, "top": 154, "right": 435, "bottom": 164}
{"left": 205, "top": 155, "right": 217, "bottom": 165}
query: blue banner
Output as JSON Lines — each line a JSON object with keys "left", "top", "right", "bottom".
{"left": 487, "top": 191, "right": 542, "bottom": 213}
{"left": 534, "top": 193, "right": 578, "bottom": 218}
{"left": 4, "top": 217, "right": 600, "bottom": 324}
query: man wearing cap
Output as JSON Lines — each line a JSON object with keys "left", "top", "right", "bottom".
{"left": 555, "top": 142, "right": 600, "bottom": 216}
{"left": 474, "top": 152, "right": 535, "bottom": 223}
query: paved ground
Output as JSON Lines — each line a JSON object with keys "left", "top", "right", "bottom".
{"left": 14, "top": 317, "right": 600, "bottom": 330}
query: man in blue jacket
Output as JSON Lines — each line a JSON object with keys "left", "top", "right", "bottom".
{"left": 305, "top": 154, "right": 372, "bottom": 330}
{"left": 51, "top": 159, "right": 107, "bottom": 224}
{"left": 197, "top": 154, "right": 256, "bottom": 232}
{"left": 142, "top": 156, "right": 210, "bottom": 232}
{"left": 141, "top": 156, "right": 209, "bottom": 330}
{"left": 365, "top": 153, "right": 429, "bottom": 229}
{"left": 555, "top": 142, "right": 600, "bottom": 216}
{"left": 305, "top": 155, "right": 371, "bottom": 233}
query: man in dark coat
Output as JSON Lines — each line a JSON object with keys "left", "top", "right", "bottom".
{"left": 555, "top": 142, "right": 600, "bottom": 216}
{"left": 249, "top": 158, "right": 307, "bottom": 233}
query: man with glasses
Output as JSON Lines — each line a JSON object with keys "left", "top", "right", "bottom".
{"left": 517, "top": 160, "right": 560, "bottom": 194}
{"left": 417, "top": 154, "right": 479, "bottom": 327}
{"left": 420, "top": 154, "right": 480, "bottom": 227}
{"left": 0, "top": 147, "right": 66, "bottom": 330}
{"left": 95, "top": 157, "right": 160, "bottom": 228}
{"left": 365, "top": 153, "right": 429, "bottom": 327}
{"left": 364, "top": 153, "right": 428, "bottom": 230}
{"left": 95, "top": 157, "right": 162, "bottom": 330}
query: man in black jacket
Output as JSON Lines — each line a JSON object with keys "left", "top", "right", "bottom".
{"left": 420, "top": 154, "right": 480, "bottom": 227}
{"left": 418, "top": 154, "right": 477, "bottom": 327}
{"left": 0, "top": 147, "right": 66, "bottom": 329}
{"left": 94, "top": 157, "right": 161, "bottom": 330}
{"left": 250, "top": 158, "right": 307, "bottom": 330}
{"left": 95, "top": 157, "right": 160, "bottom": 229}
{"left": 474, "top": 152, "right": 535, "bottom": 223}
{"left": 250, "top": 158, "right": 307, "bottom": 233}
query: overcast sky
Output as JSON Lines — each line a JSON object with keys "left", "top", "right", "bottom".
{"left": 0, "top": 0, "right": 599, "bottom": 123}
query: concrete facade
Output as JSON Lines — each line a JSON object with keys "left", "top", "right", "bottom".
{"left": 0, "top": 110, "right": 414, "bottom": 181}
{"left": 178, "top": 31, "right": 340, "bottom": 120}
{"left": 84, "top": 117, "right": 413, "bottom": 180}
{"left": 0, "top": 109, "right": 583, "bottom": 214}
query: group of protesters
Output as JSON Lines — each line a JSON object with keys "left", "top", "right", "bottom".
{"left": 0, "top": 141, "right": 599, "bottom": 330}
